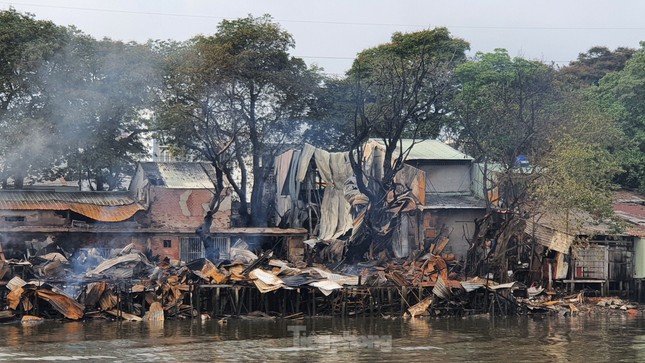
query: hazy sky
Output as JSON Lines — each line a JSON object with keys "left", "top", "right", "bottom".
{"left": 2, "top": 0, "right": 644, "bottom": 75}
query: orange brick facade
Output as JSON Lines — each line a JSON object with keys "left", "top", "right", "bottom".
{"left": 146, "top": 188, "right": 230, "bottom": 230}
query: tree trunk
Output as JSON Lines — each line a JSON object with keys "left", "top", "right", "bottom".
{"left": 196, "top": 165, "right": 225, "bottom": 260}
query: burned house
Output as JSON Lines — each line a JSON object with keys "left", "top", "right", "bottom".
{"left": 0, "top": 190, "right": 145, "bottom": 259}
{"left": 400, "top": 139, "right": 487, "bottom": 262}
{"left": 0, "top": 162, "right": 232, "bottom": 262}
{"left": 274, "top": 140, "right": 486, "bottom": 261}
{"left": 128, "top": 162, "right": 232, "bottom": 261}
{"left": 525, "top": 190, "right": 645, "bottom": 297}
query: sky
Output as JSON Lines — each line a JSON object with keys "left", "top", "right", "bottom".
{"left": 1, "top": 0, "right": 645, "bottom": 76}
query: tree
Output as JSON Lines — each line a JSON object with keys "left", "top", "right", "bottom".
{"left": 47, "top": 36, "right": 158, "bottom": 190}
{"left": 559, "top": 46, "right": 635, "bottom": 88}
{"left": 343, "top": 28, "right": 469, "bottom": 261}
{"left": 0, "top": 9, "right": 68, "bottom": 187}
{"left": 303, "top": 76, "right": 356, "bottom": 151}
{"left": 596, "top": 42, "right": 645, "bottom": 192}
{"left": 156, "top": 15, "right": 320, "bottom": 226}
{"left": 453, "top": 50, "right": 622, "bottom": 279}
{"left": 454, "top": 49, "right": 557, "bottom": 169}
{"left": 534, "top": 92, "right": 622, "bottom": 222}
{"left": 0, "top": 9, "right": 156, "bottom": 190}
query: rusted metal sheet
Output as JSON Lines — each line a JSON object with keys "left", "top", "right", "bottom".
{"left": 35, "top": 289, "right": 85, "bottom": 320}
{"left": 432, "top": 276, "right": 451, "bottom": 300}
{"left": 7, "top": 287, "right": 23, "bottom": 310}
{"left": 408, "top": 297, "right": 432, "bottom": 317}
{"left": 68, "top": 203, "right": 144, "bottom": 222}
{"left": 614, "top": 191, "right": 645, "bottom": 237}
{"left": 0, "top": 191, "right": 136, "bottom": 206}
{"left": 0, "top": 191, "right": 144, "bottom": 222}
{"left": 143, "top": 302, "right": 164, "bottom": 321}
{"left": 525, "top": 220, "right": 574, "bottom": 254}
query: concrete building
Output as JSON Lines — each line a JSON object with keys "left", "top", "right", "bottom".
{"left": 399, "top": 139, "right": 487, "bottom": 261}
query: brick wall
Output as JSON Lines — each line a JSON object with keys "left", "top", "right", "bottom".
{"left": 147, "top": 188, "right": 231, "bottom": 230}
{"left": 148, "top": 235, "right": 179, "bottom": 260}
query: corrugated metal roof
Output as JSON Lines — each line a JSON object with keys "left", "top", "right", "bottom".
{"left": 398, "top": 139, "right": 473, "bottom": 161}
{"left": 529, "top": 190, "right": 645, "bottom": 238}
{"left": 0, "top": 191, "right": 143, "bottom": 222}
{"left": 140, "top": 162, "right": 216, "bottom": 189}
{"left": 614, "top": 190, "right": 645, "bottom": 237}
{"left": 525, "top": 220, "right": 574, "bottom": 254}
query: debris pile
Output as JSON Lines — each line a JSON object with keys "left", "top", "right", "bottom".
{"left": 516, "top": 290, "right": 642, "bottom": 317}
{"left": 2, "top": 239, "right": 640, "bottom": 322}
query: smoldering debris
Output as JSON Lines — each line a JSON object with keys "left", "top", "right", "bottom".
{"left": 2, "top": 239, "right": 623, "bottom": 322}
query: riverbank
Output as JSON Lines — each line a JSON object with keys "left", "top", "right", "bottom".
{"left": 1, "top": 243, "right": 641, "bottom": 323}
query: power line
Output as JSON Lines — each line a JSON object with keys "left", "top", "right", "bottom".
{"left": 0, "top": 2, "right": 606, "bottom": 67}
{"left": 297, "top": 55, "right": 355, "bottom": 60}
{"left": 2, "top": 1, "right": 645, "bottom": 30}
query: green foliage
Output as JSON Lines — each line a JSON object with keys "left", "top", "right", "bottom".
{"left": 344, "top": 27, "right": 469, "bottom": 200}
{"left": 303, "top": 76, "right": 356, "bottom": 151}
{"left": 453, "top": 49, "right": 557, "bottom": 167}
{"left": 455, "top": 49, "right": 622, "bottom": 226}
{"left": 349, "top": 28, "right": 469, "bottom": 143}
{"left": 0, "top": 9, "right": 157, "bottom": 190}
{"left": 559, "top": 46, "right": 635, "bottom": 88}
{"left": 594, "top": 43, "right": 645, "bottom": 192}
{"left": 0, "top": 9, "right": 69, "bottom": 185}
{"left": 49, "top": 36, "right": 158, "bottom": 190}
{"left": 535, "top": 135, "right": 620, "bottom": 219}
{"left": 341, "top": 28, "right": 469, "bottom": 260}
{"left": 156, "top": 15, "right": 320, "bottom": 226}
{"left": 531, "top": 92, "right": 622, "bottom": 225}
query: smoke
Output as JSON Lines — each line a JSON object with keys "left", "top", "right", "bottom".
{"left": 0, "top": 22, "right": 162, "bottom": 189}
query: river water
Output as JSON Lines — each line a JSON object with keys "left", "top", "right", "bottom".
{"left": 0, "top": 314, "right": 644, "bottom": 362}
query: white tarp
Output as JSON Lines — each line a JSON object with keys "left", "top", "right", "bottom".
{"left": 314, "top": 149, "right": 354, "bottom": 240}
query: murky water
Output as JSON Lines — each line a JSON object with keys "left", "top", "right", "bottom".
{"left": 1, "top": 314, "right": 644, "bottom": 362}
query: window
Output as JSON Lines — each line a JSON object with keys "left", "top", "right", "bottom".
{"left": 4, "top": 216, "right": 25, "bottom": 222}
{"left": 180, "top": 237, "right": 204, "bottom": 262}
{"left": 163, "top": 239, "right": 172, "bottom": 248}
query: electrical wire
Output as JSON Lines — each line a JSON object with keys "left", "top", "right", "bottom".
{"left": 2, "top": 1, "right": 645, "bottom": 31}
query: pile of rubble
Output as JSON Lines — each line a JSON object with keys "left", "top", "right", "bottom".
{"left": 4, "top": 237, "right": 636, "bottom": 322}
{"left": 516, "top": 289, "right": 641, "bottom": 317}
{"left": 0, "top": 240, "right": 367, "bottom": 322}
{"left": 0, "top": 246, "right": 200, "bottom": 322}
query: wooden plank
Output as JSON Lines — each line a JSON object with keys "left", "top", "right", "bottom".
{"left": 107, "top": 309, "right": 143, "bottom": 321}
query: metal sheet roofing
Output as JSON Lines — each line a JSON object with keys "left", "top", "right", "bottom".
{"left": 140, "top": 162, "right": 216, "bottom": 189}
{"left": 524, "top": 220, "right": 574, "bottom": 254}
{"left": 0, "top": 191, "right": 144, "bottom": 222}
{"left": 398, "top": 139, "right": 473, "bottom": 161}
{"left": 614, "top": 190, "right": 645, "bottom": 237}
{"left": 529, "top": 190, "right": 645, "bottom": 239}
